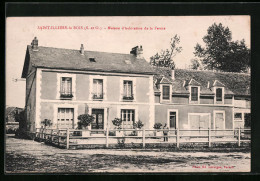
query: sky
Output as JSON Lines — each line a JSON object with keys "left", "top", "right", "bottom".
{"left": 6, "top": 16, "right": 250, "bottom": 108}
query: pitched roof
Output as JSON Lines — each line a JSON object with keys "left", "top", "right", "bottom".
{"left": 154, "top": 67, "right": 250, "bottom": 96}
{"left": 22, "top": 45, "right": 155, "bottom": 78}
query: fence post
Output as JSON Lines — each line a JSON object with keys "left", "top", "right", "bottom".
{"left": 58, "top": 130, "right": 60, "bottom": 147}
{"left": 106, "top": 127, "right": 109, "bottom": 148}
{"left": 142, "top": 127, "right": 145, "bottom": 148}
{"left": 208, "top": 128, "right": 211, "bottom": 147}
{"left": 176, "top": 128, "right": 179, "bottom": 148}
{"left": 238, "top": 127, "right": 241, "bottom": 147}
{"left": 50, "top": 129, "right": 53, "bottom": 143}
{"left": 66, "top": 129, "right": 70, "bottom": 149}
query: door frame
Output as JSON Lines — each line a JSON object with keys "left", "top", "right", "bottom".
{"left": 188, "top": 113, "right": 211, "bottom": 129}
{"left": 213, "top": 110, "right": 225, "bottom": 130}
{"left": 91, "top": 108, "right": 105, "bottom": 129}
{"left": 167, "top": 109, "right": 178, "bottom": 129}
{"left": 88, "top": 107, "right": 108, "bottom": 130}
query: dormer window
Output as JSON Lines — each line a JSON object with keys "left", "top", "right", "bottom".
{"left": 216, "top": 88, "right": 223, "bottom": 101}
{"left": 191, "top": 87, "right": 199, "bottom": 101}
{"left": 214, "top": 87, "right": 224, "bottom": 104}
{"left": 162, "top": 85, "right": 170, "bottom": 100}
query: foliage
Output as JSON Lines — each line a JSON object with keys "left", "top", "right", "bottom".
{"left": 117, "top": 138, "right": 126, "bottom": 148}
{"left": 41, "top": 119, "right": 52, "bottom": 128}
{"left": 133, "top": 120, "right": 144, "bottom": 129}
{"left": 112, "top": 118, "right": 123, "bottom": 129}
{"left": 153, "top": 123, "right": 163, "bottom": 129}
{"left": 77, "top": 114, "right": 95, "bottom": 129}
{"left": 14, "top": 110, "right": 25, "bottom": 123}
{"left": 194, "top": 23, "right": 250, "bottom": 72}
{"left": 189, "top": 59, "right": 202, "bottom": 70}
{"left": 150, "top": 34, "right": 182, "bottom": 69}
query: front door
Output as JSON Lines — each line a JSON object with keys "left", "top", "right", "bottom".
{"left": 91, "top": 109, "right": 104, "bottom": 129}
{"left": 169, "top": 111, "right": 176, "bottom": 129}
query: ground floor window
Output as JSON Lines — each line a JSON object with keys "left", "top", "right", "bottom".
{"left": 234, "top": 112, "right": 251, "bottom": 129}
{"left": 57, "top": 108, "right": 74, "bottom": 128}
{"left": 121, "top": 109, "right": 135, "bottom": 128}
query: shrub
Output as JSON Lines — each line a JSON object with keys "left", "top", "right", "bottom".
{"left": 133, "top": 120, "right": 144, "bottom": 129}
{"left": 41, "top": 119, "right": 52, "bottom": 128}
{"left": 112, "top": 118, "right": 123, "bottom": 129}
{"left": 77, "top": 114, "right": 95, "bottom": 129}
{"left": 153, "top": 123, "right": 162, "bottom": 129}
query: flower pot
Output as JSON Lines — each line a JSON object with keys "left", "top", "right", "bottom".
{"left": 116, "top": 130, "right": 124, "bottom": 137}
{"left": 82, "top": 130, "right": 90, "bottom": 137}
{"left": 136, "top": 129, "right": 142, "bottom": 137}
{"left": 154, "top": 130, "right": 163, "bottom": 137}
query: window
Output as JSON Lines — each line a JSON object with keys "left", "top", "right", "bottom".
{"left": 93, "top": 79, "right": 103, "bottom": 99}
{"left": 57, "top": 108, "right": 74, "bottom": 128}
{"left": 191, "top": 87, "right": 198, "bottom": 101}
{"left": 123, "top": 80, "right": 134, "bottom": 100}
{"left": 162, "top": 85, "right": 170, "bottom": 100}
{"left": 121, "top": 109, "right": 135, "bottom": 127}
{"left": 216, "top": 88, "right": 223, "bottom": 101}
{"left": 234, "top": 113, "right": 242, "bottom": 120}
{"left": 60, "top": 77, "right": 73, "bottom": 98}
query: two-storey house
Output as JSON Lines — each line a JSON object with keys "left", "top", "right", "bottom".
{"left": 21, "top": 37, "right": 155, "bottom": 133}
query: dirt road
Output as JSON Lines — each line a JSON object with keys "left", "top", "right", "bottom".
{"left": 5, "top": 135, "right": 250, "bottom": 173}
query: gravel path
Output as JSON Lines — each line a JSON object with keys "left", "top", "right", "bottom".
{"left": 5, "top": 135, "right": 250, "bottom": 173}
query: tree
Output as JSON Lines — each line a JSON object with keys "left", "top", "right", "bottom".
{"left": 194, "top": 23, "right": 250, "bottom": 72}
{"left": 150, "top": 34, "right": 182, "bottom": 69}
{"left": 190, "top": 59, "right": 201, "bottom": 70}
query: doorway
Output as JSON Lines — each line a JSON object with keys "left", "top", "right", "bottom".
{"left": 91, "top": 109, "right": 104, "bottom": 129}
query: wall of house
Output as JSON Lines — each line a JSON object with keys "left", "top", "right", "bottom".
{"left": 172, "top": 95, "right": 189, "bottom": 104}
{"left": 40, "top": 70, "right": 151, "bottom": 103}
{"left": 200, "top": 96, "right": 214, "bottom": 104}
{"left": 155, "top": 104, "right": 233, "bottom": 130}
{"left": 39, "top": 102, "right": 151, "bottom": 129}
{"left": 25, "top": 67, "right": 37, "bottom": 132}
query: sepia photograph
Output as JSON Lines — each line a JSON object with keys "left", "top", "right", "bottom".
{"left": 5, "top": 16, "right": 251, "bottom": 173}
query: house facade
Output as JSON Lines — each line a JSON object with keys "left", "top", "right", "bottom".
{"left": 22, "top": 37, "right": 250, "bottom": 134}
{"left": 22, "top": 38, "right": 155, "bottom": 132}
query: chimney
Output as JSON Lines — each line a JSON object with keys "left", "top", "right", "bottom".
{"left": 31, "top": 37, "right": 38, "bottom": 51}
{"left": 130, "top": 45, "right": 143, "bottom": 59}
{"left": 171, "top": 69, "right": 175, "bottom": 80}
{"left": 80, "top": 44, "right": 84, "bottom": 55}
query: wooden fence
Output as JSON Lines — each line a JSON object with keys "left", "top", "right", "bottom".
{"left": 35, "top": 127, "right": 251, "bottom": 149}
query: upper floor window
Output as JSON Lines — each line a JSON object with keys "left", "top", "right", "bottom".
{"left": 123, "top": 80, "right": 134, "bottom": 100}
{"left": 191, "top": 87, "right": 198, "bottom": 101}
{"left": 60, "top": 77, "right": 73, "bottom": 98}
{"left": 93, "top": 79, "right": 103, "bottom": 99}
{"left": 216, "top": 88, "right": 223, "bottom": 102}
{"left": 162, "top": 85, "right": 170, "bottom": 100}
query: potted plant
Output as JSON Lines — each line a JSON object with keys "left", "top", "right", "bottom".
{"left": 77, "top": 114, "right": 95, "bottom": 137}
{"left": 41, "top": 119, "right": 52, "bottom": 129}
{"left": 153, "top": 123, "right": 163, "bottom": 137}
{"left": 133, "top": 120, "right": 144, "bottom": 137}
{"left": 112, "top": 118, "right": 124, "bottom": 137}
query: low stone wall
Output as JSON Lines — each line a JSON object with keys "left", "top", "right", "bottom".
{"left": 6, "top": 122, "right": 19, "bottom": 134}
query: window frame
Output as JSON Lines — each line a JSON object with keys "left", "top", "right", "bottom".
{"left": 89, "top": 75, "right": 107, "bottom": 101}
{"left": 56, "top": 73, "right": 76, "bottom": 100}
{"left": 162, "top": 85, "right": 170, "bottom": 100}
{"left": 93, "top": 79, "right": 104, "bottom": 100}
{"left": 160, "top": 84, "right": 172, "bottom": 103}
{"left": 189, "top": 86, "right": 200, "bottom": 103}
{"left": 120, "top": 77, "right": 136, "bottom": 102}
{"left": 214, "top": 87, "right": 224, "bottom": 104}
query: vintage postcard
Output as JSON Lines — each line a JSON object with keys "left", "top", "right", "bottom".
{"left": 5, "top": 16, "right": 251, "bottom": 173}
